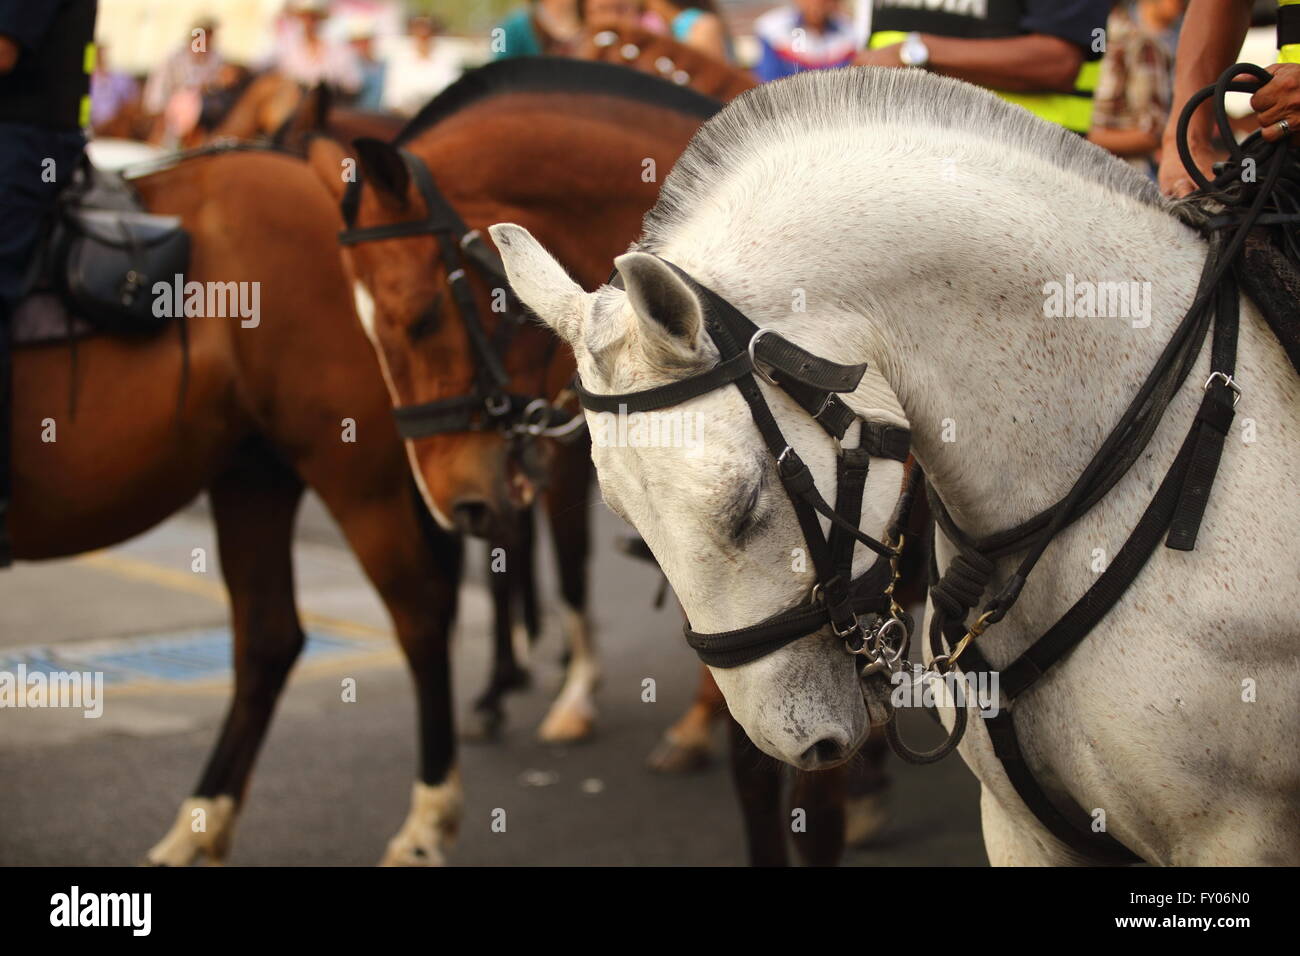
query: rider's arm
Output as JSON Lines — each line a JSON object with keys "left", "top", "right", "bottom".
{"left": 1157, "top": 0, "right": 1254, "bottom": 195}
{"left": 912, "top": 34, "right": 1084, "bottom": 93}
{"left": 1162, "top": 0, "right": 1254, "bottom": 153}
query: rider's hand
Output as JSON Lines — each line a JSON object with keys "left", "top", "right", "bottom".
{"left": 1253, "top": 62, "right": 1300, "bottom": 142}
{"left": 1157, "top": 136, "right": 1216, "bottom": 198}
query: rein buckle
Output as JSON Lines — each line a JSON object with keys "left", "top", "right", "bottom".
{"left": 747, "top": 329, "right": 781, "bottom": 386}
{"left": 1203, "top": 371, "right": 1242, "bottom": 407}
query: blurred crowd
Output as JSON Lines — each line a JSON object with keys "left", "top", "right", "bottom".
{"left": 83, "top": 0, "right": 1199, "bottom": 176}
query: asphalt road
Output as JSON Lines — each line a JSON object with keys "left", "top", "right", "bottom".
{"left": 0, "top": 491, "right": 985, "bottom": 866}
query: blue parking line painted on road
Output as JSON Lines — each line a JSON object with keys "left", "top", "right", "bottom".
{"left": 0, "top": 628, "right": 370, "bottom": 685}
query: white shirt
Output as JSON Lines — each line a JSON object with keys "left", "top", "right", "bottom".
{"left": 380, "top": 38, "right": 462, "bottom": 116}
{"left": 277, "top": 34, "right": 362, "bottom": 92}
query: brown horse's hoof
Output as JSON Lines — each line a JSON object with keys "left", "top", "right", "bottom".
{"left": 461, "top": 706, "right": 505, "bottom": 743}
{"left": 645, "top": 731, "right": 713, "bottom": 774}
{"left": 844, "top": 791, "right": 891, "bottom": 847}
{"left": 536, "top": 703, "right": 595, "bottom": 743}
{"left": 146, "top": 796, "right": 235, "bottom": 866}
{"left": 496, "top": 665, "right": 532, "bottom": 693}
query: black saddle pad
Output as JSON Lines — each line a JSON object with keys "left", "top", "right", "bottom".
{"left": 1236, "top": 231, "right": 1300, "bottom": 375}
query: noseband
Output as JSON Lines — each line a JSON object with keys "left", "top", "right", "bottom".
{"left": 575, "top": 261, "right": 916, "bottom": 669}
{"left": 337, "top": 149, "right": 583, "bottom": 447}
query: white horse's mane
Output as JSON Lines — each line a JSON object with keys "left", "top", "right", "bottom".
{"left": 637, "top": 67, "right": 1170, "bottom": 253}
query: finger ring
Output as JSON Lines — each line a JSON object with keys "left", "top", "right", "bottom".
{"left": 1278, "top": 118, "right": 1292, "bottom": 136}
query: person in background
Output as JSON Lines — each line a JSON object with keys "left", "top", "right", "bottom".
{"left": 382, "top": 16, "right": 462, "bottom": 116}
{"left": 196, "top": 61, "right": 252, "bottom": 133}
{"left": 276, "top": 0, "right": 361, "bottom": 95}
{"left": 1089, "top": 1, "right": 1185, "bottom": 176}
{"left": 143, "top": 17, "right": 224, "bottom": 145}
{"left": 1158, "top": 0, "right": 1300, "bottom": 196}
{"left": 855, "top": 0, "right": 1114, "bottom": 136}
{"left": 0, "top": 0, "right": 98, "bottom": 566}
{"left": 753, "top": 0, "right": 856, "bottom": 83}
{"left": 493, "top": 0, "right": 582, "bottom": 59}
{"left": 90, "top": 41, "right": 139, "bottom": 133}
{"left": 347, "top": 22, "right": 386, "bottom": 112}
{"left": 642, "top": 0, "right": 732, "bottom": 61}
{"left": 585, "top": 0, "right": 642, "bottom": 27}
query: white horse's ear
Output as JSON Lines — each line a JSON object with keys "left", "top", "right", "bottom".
{"left": 489, "top": 223, "right": 585, "bottom": 343}
{"left": 615, "top": 251, "right": 703, "bottom": 347}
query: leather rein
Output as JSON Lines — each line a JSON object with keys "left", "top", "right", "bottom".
{"left": 337, "top": 149, "right": 584, "bottom": 450}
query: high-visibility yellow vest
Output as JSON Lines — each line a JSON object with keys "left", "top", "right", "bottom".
{"left": 1280, "top": 0, "right": 1300, "bottom": 63}
{"left": 868, "top": 30, "right": 1101, "bottom": 134}
{"left": 81, "top": 42, "right": 96, "bottom": 129}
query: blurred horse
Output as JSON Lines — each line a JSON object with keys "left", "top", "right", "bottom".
{"left": 308, "top": 59, "right": 719, "bottom": 743}
{"left": 575, "top": 22, "right": 758, "bottom": 101}
{"left": 11, "top": 149, "right": 466, "bottom": 865}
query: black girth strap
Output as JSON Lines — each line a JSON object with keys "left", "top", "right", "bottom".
{"left": 577, "top": 258, "right": 911, "bottom": 667}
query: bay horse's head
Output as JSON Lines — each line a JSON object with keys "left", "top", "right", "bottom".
{"left": 311, "top": 137, "right": 571, "bottom": 538}
{"left": 493, "top": 223, "right": 910, "bottom": 769}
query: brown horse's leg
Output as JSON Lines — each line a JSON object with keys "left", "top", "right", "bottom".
{"left": 317, "top": 476, "right": 463, "bottom": 866}
{"left": 512, "top": 503, "right": 542, "bottom": 648}
{"left": 465, "top": 511, "right": 533, "bottom": 741}
{"left": 727, "top": 715, "right": 790, "bottom": 867}
{"left": 147, "top": 439, "right": 305, "bottom": 866}
{"left": 790, "top": 768, "right": 848, "bottom": 867}
{"left": 647, "top": 662, "right": 724, "bottom": 773}
{"left": 844, "top": 728, "right": 892, "bottom": 847}
{"left": 536, "top": 440, "right": 597, "bottom": 742}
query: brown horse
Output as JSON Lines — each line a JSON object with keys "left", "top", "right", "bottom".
{"left": 10, "top": 148, "right": 468, "bottom": 865}
{"left": 307, "top": 61, "right": 725, "bottom": 744}
{"left": 204, "top": 71, "right": 307, "bottom": 144}
{"left": 576, "top": 21, "right": 759, "bottom": 101}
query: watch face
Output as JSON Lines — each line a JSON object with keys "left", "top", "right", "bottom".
{"left": 902, "top": 36, "right": 927, "bottom": 67}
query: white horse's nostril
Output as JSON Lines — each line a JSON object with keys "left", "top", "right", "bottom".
{"left": 801, "top": 735, "right": 849, "bottom": 768}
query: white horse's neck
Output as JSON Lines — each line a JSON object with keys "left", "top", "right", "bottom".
{"left": 657, "top": 128, "right": 1209, "bottom": 537}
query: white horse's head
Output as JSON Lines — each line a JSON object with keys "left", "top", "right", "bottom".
{"left": 490, "top": 222, "right": 906, "bottom": 769}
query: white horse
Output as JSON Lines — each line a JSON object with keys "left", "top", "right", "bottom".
{"left": 490, "top": 68, "right": 1300, "bottom": 865}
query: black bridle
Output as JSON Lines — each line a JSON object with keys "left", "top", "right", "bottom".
{"left": 338, "top": 149, "right": 583, "bottom": 446}
{"left": 575, "top": 261, "right": 916, "bottom": 670}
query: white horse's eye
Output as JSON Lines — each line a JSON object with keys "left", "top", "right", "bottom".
{"left": 730, "top": 481, "right": 766, "bottom": 542}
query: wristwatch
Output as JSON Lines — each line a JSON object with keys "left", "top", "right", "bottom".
{"left": 899, "top": 32, "right": 930, "bottom": 68}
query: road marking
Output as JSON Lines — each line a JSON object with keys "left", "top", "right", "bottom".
{"left": 0, "top": 550, "right": 407, "bottom": 695}
{"left": 76, "top": 550, "right": 390, "bottom": 641}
